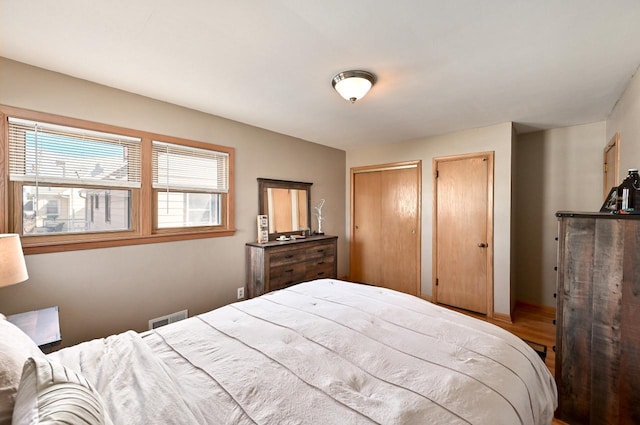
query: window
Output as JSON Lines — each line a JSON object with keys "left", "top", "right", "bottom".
{"left": 152, "top": 141, "right": 229, "bottom": 230}
{"left": 157, "top": 192, "right": 221, "bottom": 228}
{"left": 1, "top": 107, "right": 235, "bottom": 253}
{"left": 45, "top": 199, "right": 60, "bottom": 217}
{"left": 8, "top": 117, "right": 140, "bottom": 236}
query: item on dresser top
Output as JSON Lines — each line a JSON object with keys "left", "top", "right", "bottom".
{"left": 616, "top": 168, "right": 640, "bottom": 214}
{"left": 257, "top": 215, "right": 269, "bottom": 244}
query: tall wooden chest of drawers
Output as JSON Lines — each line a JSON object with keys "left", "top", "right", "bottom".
{"left": 555, "top": 212, "right": 640, "bottom": 424}
{"left": 246, "top": 236, "right": 337, "bottom": 298}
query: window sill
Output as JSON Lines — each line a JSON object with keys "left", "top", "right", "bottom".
{"left": 22, "top": 229, "right": 237, "bottom": 255}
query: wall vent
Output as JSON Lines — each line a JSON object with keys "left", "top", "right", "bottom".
{"left": 148, "top": 309, "right": 188, "bottom": 330}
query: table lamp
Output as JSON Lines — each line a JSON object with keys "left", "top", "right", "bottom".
{"left": 0, "top": 234, "right": 28, "bottom": 287}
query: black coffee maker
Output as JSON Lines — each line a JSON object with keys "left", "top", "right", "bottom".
{"left": 617, "top": 168, "right": 640, "bottom": 214}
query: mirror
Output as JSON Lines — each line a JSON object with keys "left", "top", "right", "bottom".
{"left": 258, "top": 178, "right": 312, "bottom": 239}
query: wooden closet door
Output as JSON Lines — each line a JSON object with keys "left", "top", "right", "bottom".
{"left": 351, "top": 171, "right": 382, "bottom": 285}
{"left": 380, "top": 167, "right": 419, "bottom": 294}
{"left": 350, "top": 162, "right": 420, "bottom": 296}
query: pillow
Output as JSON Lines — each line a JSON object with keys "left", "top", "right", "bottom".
{"left": 12, "top": 356, "right": 113, "bottom": 425}
{"left": 0, "top": 317, "right": 45, "bottom": 425}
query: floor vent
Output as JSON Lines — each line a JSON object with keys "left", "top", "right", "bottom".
{"left": 148, "top": 309, "right": 188, "bottom": 330}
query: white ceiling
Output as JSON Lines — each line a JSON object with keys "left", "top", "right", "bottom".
{"left": 2, "top": 1, "right": 640, "bottom": 150}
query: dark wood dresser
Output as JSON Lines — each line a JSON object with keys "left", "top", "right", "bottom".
{"left": 555, "top": 212, "right": 640, "bottom": 424}
{"left": 246, "top": 235, "right": 337, "bottom": 298}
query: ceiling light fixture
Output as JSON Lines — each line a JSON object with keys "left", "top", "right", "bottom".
{"left": 331, "top": 70, "right": 376, "bottom": 103}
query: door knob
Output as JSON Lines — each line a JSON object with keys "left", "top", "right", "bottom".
{"left": 478, "top": 243, "right": 488, "bottom": 248}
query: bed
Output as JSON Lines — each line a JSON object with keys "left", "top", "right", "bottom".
{"left": 2, "top": 279, "right": 557, "bottom": 424}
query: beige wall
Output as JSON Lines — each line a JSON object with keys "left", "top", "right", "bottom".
{"left": 514, "top": 67, "right": 640, "bottom": 308}
{"left": 346, "top": 122, "right": 514, "bottom": 316}
{"left": 0, "top": 58, "right": 347, "bottom": 347}
{"left": 514, "top": 122, "right": 606, "bottom": 307}
{"left": 607, "top": 68, "right": 640, "bottom": 179}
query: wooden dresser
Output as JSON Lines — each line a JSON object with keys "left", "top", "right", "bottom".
{"left": 555, "top": 212, "right": 640, "bottom": 424}
{"left": 246, "top": 235, "right": 337, "bottom": 298}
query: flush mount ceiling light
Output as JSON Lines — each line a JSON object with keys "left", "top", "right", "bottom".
{"left": 331, "top": 70, "right": 376, "bottom": 103}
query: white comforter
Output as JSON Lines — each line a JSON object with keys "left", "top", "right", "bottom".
{"left": 50, "top": 279, "right": 557, "bottom": 424}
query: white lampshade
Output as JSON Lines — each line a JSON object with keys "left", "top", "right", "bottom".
{"left": 0, "top": 234, "right": 28, "bottom": 287}
{"left": 332, "top": 70, "right": 376, "bottom": 103}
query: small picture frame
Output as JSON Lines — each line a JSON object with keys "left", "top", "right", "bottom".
{"left": 257, "top": 215, "right": 269, "bottom": 243}
{"left": 600, "top": 187, "right": 617, "bottom": 213}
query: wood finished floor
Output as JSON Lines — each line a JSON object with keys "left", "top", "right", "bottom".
{"left": 441, "top": 301, "right": 568, "bottom": 425}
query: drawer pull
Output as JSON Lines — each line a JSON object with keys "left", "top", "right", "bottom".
{"left": 317, "top": 261, "right": 325, "bottom": 265}
{"left": 285, "top": 255, "right": 294, "bottom": 259}
{"left": 284, "top": 269, "right": 294, "bottom": 273}
{"left": 317, "top": 249, "right": 325, "bottom": 253}
{"left": 317, "top": 272, "right": 325, "bottom": 276}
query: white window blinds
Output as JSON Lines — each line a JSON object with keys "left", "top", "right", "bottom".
{"left": 8, "top": 117, "right": 141, "bottom": 188}
{"left": 152, "top": 141, "right": 229, "bottom": 193}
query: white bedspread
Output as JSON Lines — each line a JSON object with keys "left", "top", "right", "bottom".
{"left": 50, "top": 279, "right": 557, "bottom": 424}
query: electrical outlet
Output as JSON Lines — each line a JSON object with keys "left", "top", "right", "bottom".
{"left": 237, "top": 287, "right": 245, "bottom": 300}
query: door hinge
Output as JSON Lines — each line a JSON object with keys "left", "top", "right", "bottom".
{"left": 435, "top": 278, "right": 439, "bottom": 286}
{"left": 435, "top": 170, "right": 439, "bottom": 178}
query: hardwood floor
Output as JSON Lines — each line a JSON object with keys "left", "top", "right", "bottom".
{"left": 440, "top": 301, "right": 568, "bottom": 425}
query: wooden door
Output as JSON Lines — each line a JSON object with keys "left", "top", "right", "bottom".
{"left": 603, "top": 133, "right": 620, "bottom": 200}
{"left": 350, "top": 161, "right": 421, "bottom": 295}
{"left": 434, "top": 152, "right": 493, "bottom": 315}
{"left": 351, "top": 171, "right": 382, "bottom": 284}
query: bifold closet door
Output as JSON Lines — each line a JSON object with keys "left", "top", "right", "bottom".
{"left": 350, "top": 162, "right": 420, "bottom": 296}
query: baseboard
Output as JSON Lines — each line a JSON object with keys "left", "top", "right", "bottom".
{"left": 492, "top": 311, "right": 513, "bottom": 324}
{"left": 515, "top": 300, "right": 557, "bottom": 316}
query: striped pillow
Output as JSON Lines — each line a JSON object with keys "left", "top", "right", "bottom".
{"left": 0, "top": 317, "right": 45, "bottom": 425}
{"left": 12, "top": 357, "right": 112, "bottom": 425}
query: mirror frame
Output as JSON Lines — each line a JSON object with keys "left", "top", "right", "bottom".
{"left": 258, "top": 178, "right": 312, "bottom": 240}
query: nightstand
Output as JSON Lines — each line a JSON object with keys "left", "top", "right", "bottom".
{"left": 7, "top": 306, "right": 61, "bottom": 352}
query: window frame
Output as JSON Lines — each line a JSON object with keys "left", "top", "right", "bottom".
{"left": 0, "top": 105, "right": 235, "bottom": 254}
{"left": 151, "top": 136, "right": 230, "bottom": 232}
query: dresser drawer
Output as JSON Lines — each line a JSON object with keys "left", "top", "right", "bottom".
{"left": 270, "top": 263, "right": 306, "bottom": 290}
{"left": 305, "top": 260, "right": 335, "bottom": 280}
{"left": 305, "top": 254, "right": 335, "bottom": 270}
{"left": 269, "top": 247, "right": 306, "bottom": 267}
{"left": 305, "top": 242, "right": 336, "bottom": 260}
